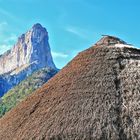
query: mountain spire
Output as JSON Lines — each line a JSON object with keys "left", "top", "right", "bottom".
{"left": 0, "top": 23, "right": 56, "bottom": 75}
{"left": 0, "top": 23, "right": 57, "bottom": 97}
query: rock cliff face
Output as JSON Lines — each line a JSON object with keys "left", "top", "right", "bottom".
{"left": 0, "top": 23, "right": 56, "bottom": 75}
{"left": 0, "top": 23, "right": 57, "bottom": 96}
{"left": 0, "top": 36, "right": 139, "bottom": 140}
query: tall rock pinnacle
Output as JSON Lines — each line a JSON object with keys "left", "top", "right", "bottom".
{"left": 0, "top": 23, "right": 57, "bottom": 97}
{"left": 0, "top": 23, "right": 56, "bottom": 75}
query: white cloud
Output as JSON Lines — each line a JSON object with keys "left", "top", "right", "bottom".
{"left": 0, "top": 21, "right": 8, "bottom": 32}
{"left": 0, "top": 21, "right": 17, "bottom": 41}
{"left": 0, "top": 8, "right": 17, "bottom": 21}
{"left": 0, "top": 21, "right": 17, "bottom": 52}
{"left": 0, "top": 21, "right": 7, "bottom": 27}
{"left": 0, "top": 8, "right": 23, "bottom": 25}
{"left": 0, "top": 44, "right": 12, "bottom": 54}
{"left": 0, "top": 22, "right": 10, "bottom": 45}
{"left": 52, "top": 51, "right": 68, "bottom": 58}
{"left": 66, "top": 26, "right": 86, "bottom": 38}
{"left": 3, "top": 34, "right": 17, "bottom": 43}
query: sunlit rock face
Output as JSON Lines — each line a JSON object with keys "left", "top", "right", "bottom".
{"left": 0, "top": 23, "right": 56, "bottom": 75}
{"left": 0, "top": 23, "right": 57, "bottom": 97}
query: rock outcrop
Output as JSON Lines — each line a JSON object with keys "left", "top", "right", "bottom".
{"left": 0, "top": 23, "right": 57, "bottom": 96}
{"left": 0, "top": 36, "right": 139, "bottom": 140}
{"left": 0, "top": 23, "right": 56, "bottom": 75}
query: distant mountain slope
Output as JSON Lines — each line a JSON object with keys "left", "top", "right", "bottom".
{"left": 0, "top": 23, "right": 57, "bottom": 97}
{"left": 0, "top": 67, "right": 58, "bottom": 118}
{"left": 0, "top": 36, "right": 139, "bottom": 140}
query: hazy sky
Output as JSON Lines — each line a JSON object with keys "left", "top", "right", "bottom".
{"left": 0, "top": 0, "right": 140, "bottom": 68}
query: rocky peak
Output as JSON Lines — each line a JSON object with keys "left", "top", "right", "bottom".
{"left": 31, "top": 23, "right": 48, "bottom": 43}
{"left": 0, "top": 23, "right": 56, "bottom": 75}
{"left": 0, "top": 23, "right": 57, "bottom": 96}
{"left": 32, "top": 23, "right": 44, "bottom": 29}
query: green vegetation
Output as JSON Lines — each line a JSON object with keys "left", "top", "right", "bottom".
{"left": 0, "top": 67, "right": 58, "bottom": 118}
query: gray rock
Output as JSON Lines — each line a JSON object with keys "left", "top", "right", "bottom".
{"left": 0, "top": 23, "right": 57, "bottom": 97}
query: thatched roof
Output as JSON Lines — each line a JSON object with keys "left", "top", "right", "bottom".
{"left": 0, "top": 36, "right": 140, "bottom": 140}
{"left": 96, "top": 35, "right": 128, "bottom": 46}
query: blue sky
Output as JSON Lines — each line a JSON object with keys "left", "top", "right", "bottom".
{"left": 0, "top": 0, "right": 140, "bottom": 68}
